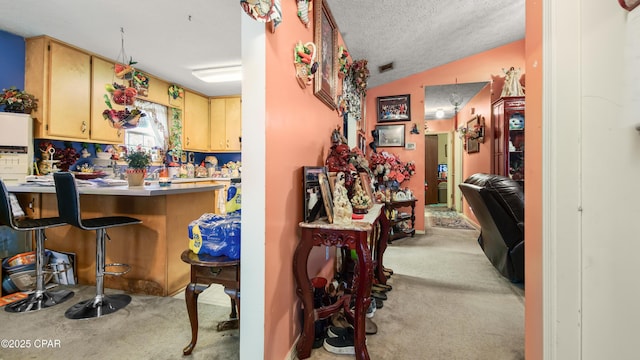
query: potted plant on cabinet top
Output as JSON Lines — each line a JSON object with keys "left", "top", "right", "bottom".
{"left": 0, "top": 87, "right": 38, "bottom": 114}
{"left": 125, "top": 147, "right": 151, "bottom": 186}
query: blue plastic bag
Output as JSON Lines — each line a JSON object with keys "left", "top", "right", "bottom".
{"left": 188, "top": 213, "right": 241, "bottom": 259}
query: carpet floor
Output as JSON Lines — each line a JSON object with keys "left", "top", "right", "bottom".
{"left": 308, "top": 225, "right": 524, "bottom": 360}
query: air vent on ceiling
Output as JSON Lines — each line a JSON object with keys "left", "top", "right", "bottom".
{"left": 378, "top": 62, "right": 394, "bottom": 73}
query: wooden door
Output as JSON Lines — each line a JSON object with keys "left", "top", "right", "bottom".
{"left": 424, "top": 135, "right": 439, "bottom": 204}
{"left": 48, "top": 41, "right": 91, "bottom": 139}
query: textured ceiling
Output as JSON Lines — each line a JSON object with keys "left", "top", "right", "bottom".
{"left": 0, "top": 1, "right": 524, "bottom": 102}
{"left": 424, "top": 82, "right": 489, "bottom": 120}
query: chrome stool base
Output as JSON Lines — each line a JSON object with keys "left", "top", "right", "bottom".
{"left": 64, "top": 294, "right": 131, "bottom": 320}
{"left": 5, "top": 289, "right": 74, "bottom": 313}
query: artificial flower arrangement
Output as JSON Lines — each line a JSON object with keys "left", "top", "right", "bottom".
{"left": 338, "top": 46, "right": 350, "bottom": 77}
{"left": 350, "top": 59, "right": 370, "bottom": 96}
{"left": 369, "top": 151, "right": 416, "bottom": 189}
{"left": 0, "top": 87, "right": 38, "bottom": 113}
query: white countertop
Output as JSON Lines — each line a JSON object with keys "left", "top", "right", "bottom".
{"left": 6, "top": 181, "right": 224, "bottom": 197}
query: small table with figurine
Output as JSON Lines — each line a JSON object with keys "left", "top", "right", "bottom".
{"left": 293, "top": 204, "right": 389, "bottom": 360}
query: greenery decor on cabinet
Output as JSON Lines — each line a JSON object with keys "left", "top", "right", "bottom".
{"left": 0, "top": 87, "right": 38, "bottom": 113}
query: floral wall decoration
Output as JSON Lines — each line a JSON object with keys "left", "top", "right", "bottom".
{"left": 338, "top": 45, "right": 350, "bottom": 77}
{"left": 350, "top": 59, "right": 370, "bottom": 97}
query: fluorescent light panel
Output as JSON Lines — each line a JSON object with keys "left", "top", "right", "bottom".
{"left": 192, "top": 65, "right": 242, "bottom": 83}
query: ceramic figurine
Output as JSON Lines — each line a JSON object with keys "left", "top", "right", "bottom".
{"left": 332, "top": 172, "right": 353, "bottom": 225}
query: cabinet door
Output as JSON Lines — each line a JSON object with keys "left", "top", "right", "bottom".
{"left": 225, "top": 97, "right": 242, "bottom": 151}
{"left": 145, "top": 75, "right": 170, "bottom": 106}
{"left": 183, "top": 90, "right": 209, "bottom": 151}
{"left": 48, "top": 41, "right": 91, "bottom": 139}
{"left": 90, "top": 57, "right": 124, "bottom": 143}
{"left": 209, "top": 98, "right": 227, "bottom": 151}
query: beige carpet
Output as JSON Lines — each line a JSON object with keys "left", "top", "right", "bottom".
{"left": 308, "top": 225, "right": 524, "bottom": 360}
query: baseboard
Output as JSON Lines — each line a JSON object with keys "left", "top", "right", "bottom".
{"left": 460, "top": 214, "right": 481, "bottom": 230}
{"left": 415, "top": 229, "right": 426, "bottom": 235}
{"left": 285, "top": 334, "right": 299, "bottom": 360}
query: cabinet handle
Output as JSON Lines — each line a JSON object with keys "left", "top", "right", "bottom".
{"left": 186, "top": 137, "right": 190, "bottom": 145}
{"left": 81, "top": 121, "right": 87, "bottom": 133}
{"left": 117, "top": 129, "right": 122, "bottom": 137}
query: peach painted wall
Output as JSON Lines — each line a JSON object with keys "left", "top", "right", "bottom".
{"left": 365, "top": 40, "right": 525, "bottom": 230}
{"left": 426, "top": 117, "right": 455, "bottom": 132}
{"left": 263, "top": 2, "right": 347, "bottom": 359}
{"left": 524, "top": 0, "right": 543, "bottom": 358}
{"left": 458, "top": 84, "right": 492, "bottom": 223}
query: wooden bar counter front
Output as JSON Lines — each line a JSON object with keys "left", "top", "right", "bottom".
{"left": 8, "top": 183, "right": 223, "bottom": 296}
{"left": 294, "top": 204, "right": 388, "bottom": 360}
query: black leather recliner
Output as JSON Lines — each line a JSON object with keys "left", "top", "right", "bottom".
{"left": 459, "top": 173, "right": 524, "bottom": 283}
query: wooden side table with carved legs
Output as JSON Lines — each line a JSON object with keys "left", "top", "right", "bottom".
{"left": 180, "top": 250, "right": 240, "bottom": 356}
{"left": 293, "top": 204, "right": 386, "bottom": 360}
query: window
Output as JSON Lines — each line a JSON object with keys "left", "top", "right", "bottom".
{"left": 125, "top": 100, "right": 168, "bottom": 154}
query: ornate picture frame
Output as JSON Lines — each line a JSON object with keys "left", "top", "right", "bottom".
{"left": 318, "top": 171, "right": 334, "bottom": 223}
{"left": 314, "top": 0, "right": 338, "bottom": 110}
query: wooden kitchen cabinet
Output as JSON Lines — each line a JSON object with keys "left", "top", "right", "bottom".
{"left": 90, "top": 56, "right": 124, "bottom": 143}
{"left": 210, "top": 96, "right": 241, "bottom": 151}
{"left": 26, "top": 36, "right": 91, "bottom": 140}
{"left": 183, "top": 90, "right": 210, "bottom": 151}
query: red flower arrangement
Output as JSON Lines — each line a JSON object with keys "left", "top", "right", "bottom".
{"left": 369, "top": 151, "right": 415, "bottom": 188}
{"left": 350, "top": 59, "right": 369, "bottom": 96}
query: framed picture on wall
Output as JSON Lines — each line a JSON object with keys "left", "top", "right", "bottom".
{"left": 375, "top": 124, "right": 405, "bottom": 147}
{"left": 377, "top": 94, "right": 411, "bottom": 122}
{"left": 314, "top": 0, "right": 338, "bottom": 110}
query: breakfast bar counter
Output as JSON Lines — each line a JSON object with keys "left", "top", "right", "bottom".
{"left": 7, "top": 182, "right": 224, "bottom": 296}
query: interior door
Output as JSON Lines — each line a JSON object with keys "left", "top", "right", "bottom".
{"left": 424, "top": 135, "right": 439, "bottom": 204}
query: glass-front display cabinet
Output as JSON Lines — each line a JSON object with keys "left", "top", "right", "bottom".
{"left": 492, "top": 96, "right": 525, "bottom": 185}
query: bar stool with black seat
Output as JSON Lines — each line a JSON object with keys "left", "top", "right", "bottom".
{"left": 0, "top": 179, "right": 74, "bottom": 313}
{"left": 53, "top": 172, "right": 142, "bottom": 319}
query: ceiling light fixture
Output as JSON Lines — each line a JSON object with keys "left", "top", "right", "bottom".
{"left": 449, "top": 78, "right": 463, "bottom": 113}
{"left": 192, "top": 65, "right": 242, "bottom": 83}
{"left": 435, "top": 108, "right": 445, "bottom": 119}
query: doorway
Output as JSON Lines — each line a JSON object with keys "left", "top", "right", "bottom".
{"left": 424, "top": 133, "right": 450, "bottom": 205}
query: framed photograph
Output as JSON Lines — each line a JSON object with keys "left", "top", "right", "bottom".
{"left": 468, "top": 115, "right": 485, "bottom": 143}
{"left": 314, "top": 0, "right": 338, "bottom": 110}
{"left": 467, "top": 137, "right": 479, "bottom": 153}
{"left": 318, "top": 171, "right": 334, "bottom": 223}
{"left": 377, "top": 94, "right": 411, "bottom": 122}
{"left": 375, "top": 124, "right": 405, "bottom": 147}
{"left": 359, "top": 172, "right": 375, "bottom": 208}
{"left": 303, "top": 166, "right": 327, "bottom": 222}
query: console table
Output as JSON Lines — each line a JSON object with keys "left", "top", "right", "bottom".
{"left": 385, "top": 198, "right": 416, "bottom": 242}
{"left": 293, "top": 204, "right": 388, "bottom": 360}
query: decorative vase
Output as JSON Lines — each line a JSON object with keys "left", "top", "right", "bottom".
{"left": 353, "top": 205, "right": 369, "bottom": 214}
{"left": 126, "top": 168, "right": 146, "bottom": 186}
